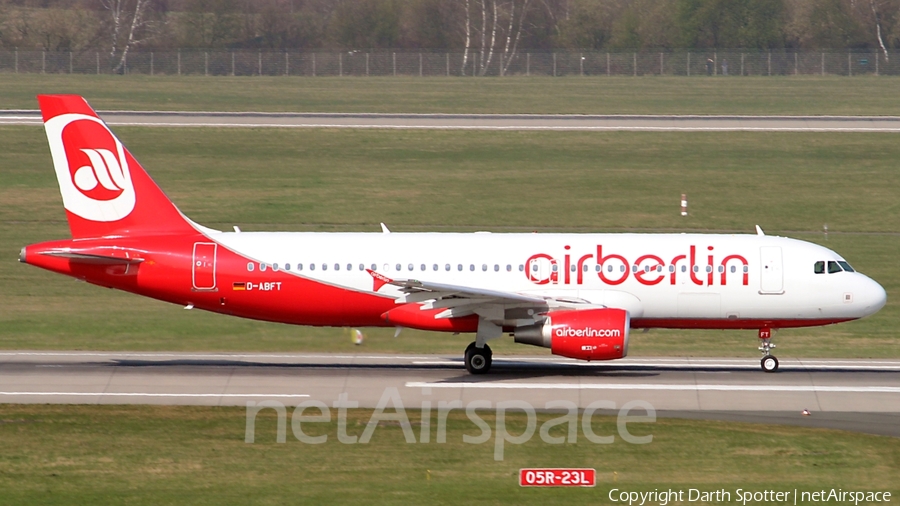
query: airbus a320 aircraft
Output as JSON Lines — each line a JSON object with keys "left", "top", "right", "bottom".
{"left": 21, "top": 95, "right": 887, "bottom": 374}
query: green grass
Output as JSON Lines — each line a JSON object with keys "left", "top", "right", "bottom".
{"left": 0, "top": 126, "right": 898, "bottom": 357}
{"left": 3, "top": 74, "right": 900, "bottom": 115}
{"left": 0, "top": 405, "right": 896, "bottom": 505}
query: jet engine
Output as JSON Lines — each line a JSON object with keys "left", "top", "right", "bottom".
{"left": 514, "top": 308, "right": 630, "bottom": 361}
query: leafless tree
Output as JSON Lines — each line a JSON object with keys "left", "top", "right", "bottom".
{"left": 461, "top": 0, "right": 531, "bottom": 76}
{"left": 100, "top": 0, "right": 161, "bottom": 72}
{"left": 868, "top": 0, "right": 889, "bottom": 60}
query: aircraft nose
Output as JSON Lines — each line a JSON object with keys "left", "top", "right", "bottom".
{"left": 858, "top": 275, "right": 887, "bottom": 316}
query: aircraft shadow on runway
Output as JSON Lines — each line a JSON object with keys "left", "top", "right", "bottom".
{"left": 93, "top": 358, "right": 900, "bottom": 379}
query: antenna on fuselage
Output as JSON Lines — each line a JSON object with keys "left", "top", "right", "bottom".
{"left": 380, "top": 223, "right": 391, "bottom": 234}
{"left": 755, "top": 225, "right": 765, "bottom": 236}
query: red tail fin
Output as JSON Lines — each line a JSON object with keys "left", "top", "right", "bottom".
{"left": 39, "top": 95, "right": 196, "bottom": 238}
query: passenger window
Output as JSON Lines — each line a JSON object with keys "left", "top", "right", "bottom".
{"left": 519, "top": 265, "right": 524, "bottom": 272}
{"left": 571, "top": 265, "right": 577, "bottom": 272}
{"left": 507, "top": 265, "right": 512, "bottom": 272}
{"left": 396, "top": 264, "right": 401, "bottom": 271}
{"left": 359, "top": 264, "right": 364, "bottom": 271}
{"left": 681, "top": 265, "right": 687, "bottom": 273}
{"left": 347, "top": 263, "right": 352, "bottom": 271}
{"left": 532, "top": 264, "right": 538, "bottom": 272}
{"left": 668, "top": 265, "right": 674, "bottom": 272}
{"left": 285, "top": 263, "right": 291, "bottom": 271}
{"left": 408, "top": 264, "right": 413, "bottom": 271}
{"left": 260, "top": 263, "right": 267, "bottom": 272}
{"left": 692, "top": 265, "right": 699, "bottom": 273}
{"left": 730, "top": 265, "right": 736, "bottom": 273}
{"left": 494, "top": 264, "right": 500, "bottom": 272}
{"left": 583, "top": 264, "right": 589, "bottom": 272}
{"left": 482, "top": 264, "right": 487, "bottom": 271}
{"left": 247, "top": 262, "right": 254, "bottom": 272}
{"left": 298, "top": 263, "right": 303, "bottom": 271}
{"left": 334, "top": 264, "right": 340, "bottom": 271}
{"left": 814, "top": 261, "right": 825, "bottom": 274}
{"left": 551, "top": 264, "right": 558, "bottom": 272}
{"left": 717, "top": 265, "right": 723, "bottom": 273}
{"left": 272, "top": 263, "right": 279, "bottom": 271}
{"left": 469, "top": 264, "right": 475, "bottom": 272}
{"left": 322, "top": 264, "right": 328, "bottom": 271}
{"left": 458, "top": 264, "right": 463, "bottom": 271}
{"left": 828, "top": 261, "right": 842, "bottom": 274}
{"left": 838, "top": 261, "right": 855, "bottom": 272}
{"left": 421, "top": 264, "right": 426, "bottom": 271}
{"left": 596, "top": 265, "right": 601, "bottom": 272}
{"left": 445, "top": 264, "right": 451, "bottom": 271}
{"left": 309, "top": 264, "right": 314, "bottom": 271}
{"left": 433, "top": 264, "right": 439, "bottom": 271}
{"left": 705, "top": 266, "right": 712, "bottom": 273}
{"left": 656, "top": 265, "right": 662, "bottom": 272}
{"left": 371, "top": 264, "right": 377, "bottom": 271}
{"left": 743, "top": 266, "right": 748, "bottom": 273}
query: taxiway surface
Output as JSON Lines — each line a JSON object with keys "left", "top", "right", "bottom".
{"left": 1, "top": 352, "right": 898, "bottom": 436}
{"left": 4, "top": 111, "right": 900, "bottom": 131}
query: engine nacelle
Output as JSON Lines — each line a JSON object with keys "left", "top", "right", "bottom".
{"left": 514, "top": 308, "right": 630, "bottom": 361}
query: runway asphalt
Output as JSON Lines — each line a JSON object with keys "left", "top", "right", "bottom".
{"left": 1, "top": 351, "right": 898, "bottom": 437}
{"left": 4, "top": 110, "right": 900, "bottom": 131}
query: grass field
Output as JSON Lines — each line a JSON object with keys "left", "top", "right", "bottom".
{"left": 0, "top": 405, "right": 896, "bottom": 505}
{"left": 3, "top": 74, "right": 900, "bottom": 115}
{"left": 1, "top": 126, "right": 897, "bottom": 357}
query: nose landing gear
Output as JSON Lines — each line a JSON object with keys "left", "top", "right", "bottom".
{"left": 758, "top": 327, "right": 778, "bottom": 372}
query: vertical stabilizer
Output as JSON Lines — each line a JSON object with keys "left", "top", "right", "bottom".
{"left": 39, "top": 95, "right": 195, "bottom": 238}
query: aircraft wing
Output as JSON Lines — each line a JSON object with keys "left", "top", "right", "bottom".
{"left": 367, "top": 269, "right": 594, "bottom": 323}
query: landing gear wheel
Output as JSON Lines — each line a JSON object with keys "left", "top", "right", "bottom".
{"left": 761, "top": 355, "right": 779, "bottom": 373}
{"left": 464, "top": 342, "right": 492, "bottom": 374}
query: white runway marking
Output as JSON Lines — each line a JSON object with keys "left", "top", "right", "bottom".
{"left": 0, "top": 392, "right": 309, "bottom": 398}
{"left": 405, "top": 382, "right": 900, "bottom": 393}
{"left": 0, "top": 351, "right": 432, "bottom": 360}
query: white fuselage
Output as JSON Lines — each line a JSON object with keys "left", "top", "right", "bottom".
{"left": 212, "top": 231, "right": 886, "bottom": 327}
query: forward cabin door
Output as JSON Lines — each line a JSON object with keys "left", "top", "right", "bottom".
{"left": 192, "top": 242, "right": 217, "bottom": 291}
{"left": 759, "top": 246, "right": 784, "bottom": 294}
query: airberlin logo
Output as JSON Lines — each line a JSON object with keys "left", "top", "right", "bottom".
{"left": 72, "top": 148, "right": 127, "bottom": 199}
{"left": 44, "top": 113, "right": 136, "bottom": 222}
{"left": 526, "top": 245, "right": 749, "bottom": 287}
{"left": 555, "top": 327, "right": 621, "bottom": 338}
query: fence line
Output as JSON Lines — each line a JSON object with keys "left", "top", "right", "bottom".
{"left": 0, "top": 50, "right": 895, "bottom": 77}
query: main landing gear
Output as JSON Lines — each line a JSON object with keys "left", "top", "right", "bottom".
{"left": 758, "top": 327, "right": 779, "bottom": 373}
{"left": 465, "top": 342, "right": 492, "bottom": 374}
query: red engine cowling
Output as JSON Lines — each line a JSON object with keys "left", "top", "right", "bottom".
{"left": 514, "top": 308, "right": 630, "bottom": 361}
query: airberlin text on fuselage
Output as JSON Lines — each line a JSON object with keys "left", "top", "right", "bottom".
{"left": 526, "top": 245, "right": 749, "bottom": 287}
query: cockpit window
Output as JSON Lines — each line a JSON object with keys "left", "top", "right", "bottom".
{"left": 838, "top": 261, "right": 855, "bottom": 273}
{"left": 827, "top": 261, "right": 842, "bottom": 274}
{"left": 814, "top": 261, "right": 825, "bottom": 274}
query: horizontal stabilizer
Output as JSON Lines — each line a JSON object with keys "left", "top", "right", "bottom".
{"left": 40, "top": 250, "right": 144, "bottom": 265}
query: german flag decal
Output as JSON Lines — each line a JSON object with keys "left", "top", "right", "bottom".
{"left": 232, "top": 282, "right": 247, "bottom": 291}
